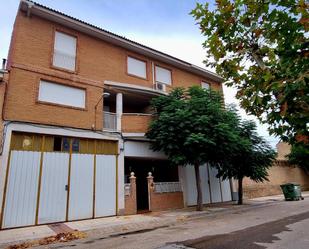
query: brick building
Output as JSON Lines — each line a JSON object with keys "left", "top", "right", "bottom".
{"left": 0, "top": 0, "right": 233, "bottom": 229}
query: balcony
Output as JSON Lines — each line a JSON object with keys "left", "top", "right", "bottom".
{"left": 122, "top": 113, "right": 153, "bottom": 133}
{"left": 102, "top": 86, "right": 159, "bottom": 134}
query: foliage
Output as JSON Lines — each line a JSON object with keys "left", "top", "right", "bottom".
{"left": 146, "top": 86, "right": 240, "bottom": 167}
{"left": 215, "top": 117, "right": 277, "bottom": 204}
{"left": 146, "top": 86, "right": 240, "bottom": 210}
{"left": 191, "top": 0, "right": 309, "bottom": 144}
{"left": 288, "top": 142, "right": 309, "bottom": 172}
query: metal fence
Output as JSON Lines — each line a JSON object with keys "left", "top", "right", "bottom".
{"left": 154, "top": 182, "right": 182, "bottom": 193}
{"left": 103, "top": 111, "right": 117, "bottom": 131}
{"left": 124, "top": 183, "right": 131, "bottom": 196}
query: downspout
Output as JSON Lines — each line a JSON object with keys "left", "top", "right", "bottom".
{"left": 151, "top": 61, "right": 155, "bottom": 89}
{"left": 24, "top": 0, "right": 34, "bottom": 17}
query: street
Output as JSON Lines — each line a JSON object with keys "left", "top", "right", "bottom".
{"left": 31, "top": 197, "right": 309, "bottom": 249}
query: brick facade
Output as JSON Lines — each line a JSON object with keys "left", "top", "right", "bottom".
{"left": 3, "top": 10, "right": 222, "bottom": 133}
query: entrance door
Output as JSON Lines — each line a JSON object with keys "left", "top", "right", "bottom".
{"left": 38, "top": 152, "right": 69, "bottom": 224}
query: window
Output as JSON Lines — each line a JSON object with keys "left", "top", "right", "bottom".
{"left": 53, "top": 31, "right": 77, "bottom": 71}
{"left": 38, "top": 80, "right": 86, "bottom": 108}
{"left": 127, "top": 56, "right": 147, "bottom": 78}
{"left": 201, "top": 81, "right": 210, "bottom": 89}
{"left": 155, "top": 66, "right": 172, "bottom": 85}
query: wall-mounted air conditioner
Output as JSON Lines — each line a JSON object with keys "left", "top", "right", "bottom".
{"left": 154, "top": 82, "right": 166, "bottom": 92}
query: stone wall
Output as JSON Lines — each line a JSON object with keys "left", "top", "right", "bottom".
{"left": 243, "top": 161, "right": 309, "bottom": 199}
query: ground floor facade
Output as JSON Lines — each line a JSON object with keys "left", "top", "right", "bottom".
{"left": 0, "top": 122, "right": 233, "bottom": 229}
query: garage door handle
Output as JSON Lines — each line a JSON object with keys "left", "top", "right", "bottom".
{"left": 65, "top": 185, "right": 68, "bottom": 191}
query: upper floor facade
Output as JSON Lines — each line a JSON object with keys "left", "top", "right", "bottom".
{"left": 3, "top": 0, "right": 224, "bottom": 134}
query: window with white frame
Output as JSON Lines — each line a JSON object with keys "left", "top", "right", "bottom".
{"left": 127, "top": 56, "right": 147, "bottom": 78}
{"left": 53, "top": 31, "right": 77, "bottom": 71}
{"left": 201, "top": 81, "right": 210, "bottom": 89}
{"left": 38, "top": 80, "right": 85, "bottom": 108}
{"left": 155, "top": 66, "right": 172, "bottom": 85}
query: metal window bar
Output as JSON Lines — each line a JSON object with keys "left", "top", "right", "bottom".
{"left": 103, "top": 111, "right": 117, "bottom": 131}
{"left": 124, "top": 183, "right": 131, "bottom": 196}
{"left": 154, "top": 182, "right": 182, "bottom": 193}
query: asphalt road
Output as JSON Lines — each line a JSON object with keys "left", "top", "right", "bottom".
{"left": 179, "top": 211, "right": 309, "bottom": 249}
{"left": 32, "top": 198, "right": 309, "bottom": 249}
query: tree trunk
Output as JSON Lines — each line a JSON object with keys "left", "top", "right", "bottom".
{"left": 194, "top": 163, "right": 203, "bottom": 211}
{"left": 238, "top": 176, "right": 243, "bottom": 205}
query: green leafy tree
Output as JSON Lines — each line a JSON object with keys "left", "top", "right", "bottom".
{"left": 288, "top": 142, "right": 309, "bottom": 173}
{"left": 146, "top": 86, "right": 240, "bottom": 211}
{"left": 191, "top": 0, "right": 309, "bottom": 145}
{"left": 216, "top": 119, "right": 276, "bottom": 204}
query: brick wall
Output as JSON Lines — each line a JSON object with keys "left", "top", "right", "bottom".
{"left": 0, "top": 72, "right": 9, "bottom": 149}
{"left": 147, "top": 174, "right": 184, "bottom": 212}
{"left": 4, "top": 10, "right": 222, "bottom": 131}
{"left": 124, "top": 173, "right": 137, "bottom": 215}
{"left": 121, "top": 114, "right": 153, "bottom": 133}
{"left": 243, "top": 161, "right": 309, "bottom": 199}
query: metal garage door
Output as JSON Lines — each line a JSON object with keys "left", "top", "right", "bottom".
{"left": 68, "top": 154, "right": 94, "bottom": 220}
{"left": 1, "top": 151, "right": 41, "bottom": 229}
{"left": 1, "top": 132, "right": 118, "bottom": 229}
{"left": 38, "top": 152, "right": 69, "bottom": 224}
{"left": 95, "top": 155, "right": 117, "bottom": 217}
{"left": 182, "top": 164, "right": 232, "bottom": 206}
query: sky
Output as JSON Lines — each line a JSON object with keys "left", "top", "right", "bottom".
{"left": 0, "top": 0, "right": 279, "bottom": 147}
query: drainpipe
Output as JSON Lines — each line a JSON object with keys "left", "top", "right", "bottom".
{"left": 116, "top": 93, "right": 123, "bottom": 132}
{"left": 23, "top": 0, "right": 34, "bottom": 17}
{"left": 151, "top": 61, "right": 155, "bottom": 89}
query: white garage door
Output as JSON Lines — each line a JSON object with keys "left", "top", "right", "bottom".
{"left": 182, "top": 164, "right": 232, "bottom": 206}
{"left": 68, "top": 154, "right": 94, "bottom": 220}
{"left": 95, "top": 155, "right": 117, "bottom": 217}
{"left": 38, "top": 152, "right": 69, "bottom": 224}
{"left": 2, "top": 151, "right": 41, "bottom": 229}
{"left": 1, "top": 133, "right": 118, "bottom": 229}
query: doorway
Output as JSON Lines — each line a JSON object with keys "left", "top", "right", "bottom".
{"left": 124, "top": 157, "right": 178, "bottom": 211}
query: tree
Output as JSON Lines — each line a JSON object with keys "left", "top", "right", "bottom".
{"left": 288, "top": 142, "right": 309, "bottom": 173}
{"left": 146, "top": 86, "right": 240, "bottom": 211}
{"left": 191, "top": 0, "right": 309, "bottom": 145}
{"left": 216, "top": 118, "right": 276, "bottom": 204}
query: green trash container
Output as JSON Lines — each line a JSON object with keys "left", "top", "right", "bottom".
{"left": 280, "top": 183, "right": 304, "bottom": 201}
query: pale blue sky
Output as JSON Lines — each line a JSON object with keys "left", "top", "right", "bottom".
{"left": 0, "top": 0, "right": 279, "bottom": 147}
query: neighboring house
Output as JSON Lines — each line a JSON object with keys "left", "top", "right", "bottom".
{"left": 243, "top": 142, "right": 309, "bottom": 199}
{"left": 0, "top": 0, "right": 233, "bottom": 229}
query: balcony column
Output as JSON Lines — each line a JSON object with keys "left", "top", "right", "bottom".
{"left": 116, "top": 92, "right": 123, "bottom": 132}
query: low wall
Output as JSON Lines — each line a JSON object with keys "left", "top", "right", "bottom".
{"left": 147, "top": 175, "right": 184, "bottom": 212}
{"left": 243, "top": 161, "right": 309, "bottom": 199}
{"left": 149, "top": 192, "right": 184, "bottom": 212}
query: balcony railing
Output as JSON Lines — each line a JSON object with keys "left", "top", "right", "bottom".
{"left": 103, "top": 111, "right": 117, "bottom": 131}
{"left": 121, "top": 113, "right": 153, "bottom": 133}
{"left": 154, "top": 182, "right": 182, "bottom": 193}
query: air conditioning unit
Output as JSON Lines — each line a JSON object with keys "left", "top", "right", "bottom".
{"left": 155, "top": 82, "right": 166, "bottom": 92}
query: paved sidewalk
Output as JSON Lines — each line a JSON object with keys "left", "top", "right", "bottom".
{"left": 1, "top": 192, "right": 308, "bottom": 248}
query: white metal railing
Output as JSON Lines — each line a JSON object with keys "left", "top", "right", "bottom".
{"left": 103, "top": 111, "right": 117, "bottom": 131}
{"left": 53, "top": 50, "right": 76, "bottom": 71}
{"left": 154, "top": 182, "right": 182, "bottom": 193}
{"left": 124, "top": 183, "right": 131, "bottom": 196}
